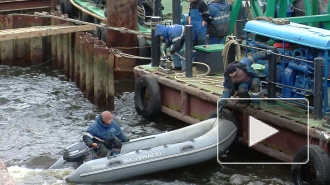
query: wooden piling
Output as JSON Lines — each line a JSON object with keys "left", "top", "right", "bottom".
{"left": 75, "top": 32, "right": 83, "bottom": 87}
{"left": 30, "top": 37, "right": 43, "bottom": 65}
{"left": 107, "top": 53, "right": 115, "bottom": 110}
{"left": 80, "top": 34, "right": 92, "bottom": 92}
{"left": 28, "top": 16, "right": 44, "bottom": 66}
{"left": 12, "top": 15, "right": 28, "bottom": 66}
{"left": 69, "top": 33, "right": 74, "bottom": 81}
{"left": 63, "top": 33, "right": 70, "bottom": 76}
{"left": 85, "top": 37, "right": 98, "bottom": 103}
{"left": 54, "top": 12, "right": 69, "bottom": 70}
{"left": 0, "top": 15, "right": 14, "bottom": 66}
{"left": 94, "top": 40, "right": 108, "bottom": 108}
{"left": 50, "top": 14, "right": 59, "bottom": 67}
{"left": 56, "top": 33, "right": 64, "bottom": 69}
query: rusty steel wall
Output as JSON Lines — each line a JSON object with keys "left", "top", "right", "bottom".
{"left": 0, "top": 0, "right": 55, "bottom": 13}
{"left": 51, "top": 30, "right": 115, "bottom": 110}
{"left": 107, "top": 0, "right": 138, "bottom": 76}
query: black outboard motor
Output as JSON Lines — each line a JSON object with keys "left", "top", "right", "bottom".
{"left": 63, "top": 142, "right": 93, "bottom": 163}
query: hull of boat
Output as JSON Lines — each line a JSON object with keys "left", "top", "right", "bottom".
{"left": 62, "top": 118, "right": 236, "bottom": 183}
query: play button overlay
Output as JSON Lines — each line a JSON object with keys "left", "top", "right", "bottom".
{"left": 249, "top": 116, "right": 278, "bottom": 147}
{"left": 217, "top": 97, "right": 309, "bottom": 165}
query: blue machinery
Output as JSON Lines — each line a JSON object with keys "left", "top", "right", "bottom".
{"left": 244, "top": 20, "right": 330, "bottom": 118}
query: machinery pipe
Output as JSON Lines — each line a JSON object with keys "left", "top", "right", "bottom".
{"left": 185, "top": 25, "right": 193, "bottom": 78}
{"left": 314, "top": 58, "right": 323, "bottom": 120}
{"left": 288, "top": 62, "right": 308, "bottom": 74}
{"left": 151, "top": 16, "right": 161, "bottom": 67}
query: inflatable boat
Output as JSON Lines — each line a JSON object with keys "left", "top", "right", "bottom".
{"left": 50, "top": 118, "right": 237, "bottom": 183}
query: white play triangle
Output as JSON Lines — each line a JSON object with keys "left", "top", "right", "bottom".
{"left": 249, "top": 116, "right": 279, "bottom": 147}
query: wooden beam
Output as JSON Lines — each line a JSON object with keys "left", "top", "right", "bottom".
{"left": 0, "top": 24, "right": 96, "bottom": 41}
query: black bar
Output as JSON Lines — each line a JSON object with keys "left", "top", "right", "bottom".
{"left": 235, "top": 4, "right": 245, "bottom": 39}
{"left": 314, "top": 58, "right": 323, "bottom": 120}
{"left": 154, "top": 0, "right": 162, "bottom": 17}
{"left": 267, "top": 46, "right": 277, "bottom": 103}
{"left": 151, "top": 16, "right": 161, "bottom": 67}
{"left": 138, "top": 0, "right": 143, "bottom": 25}
{"left": 185, "top": 25, "right": 193, "bottom": 78}
{"left": 172, "top": 0, "right": 181, "bottom": 24}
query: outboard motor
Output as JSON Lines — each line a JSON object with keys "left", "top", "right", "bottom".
{"left": 63, "top": 142, "right": 93, "bottom": 163}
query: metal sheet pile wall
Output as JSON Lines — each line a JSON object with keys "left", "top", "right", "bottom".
{"left": 0, "top": 0, "right": 54, "bottom": 13}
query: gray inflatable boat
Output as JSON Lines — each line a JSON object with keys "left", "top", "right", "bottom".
{"left": 50, "top": 118, "right": 237, "bottom": 183}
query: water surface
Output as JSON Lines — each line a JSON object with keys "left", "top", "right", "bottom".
{"left": 0, "top": 65, "right": 293, "bottom": 184}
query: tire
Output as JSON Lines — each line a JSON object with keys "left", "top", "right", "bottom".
{"left": 100, "top": 27, "right": 107, "bottom": 43}
{"left": 134, "top": 75, "right": 161, "bottom": 119}
{"left": 137, "top": 35, "right": 150, "bottom": 65}
{"left": 291, "top": 144, "right": 330, "bottom": 185}
{"left": 82, "top": 12, "right": 93, "bottom": 23}
{"left": 60, "top": 0, "right": 76, "bottom": 18}
{"left": 94, "top": 18, "right": 101, "bottom": 36}
{"left": 60, "top": 0, "right": 66, "bottom": 14}
{"left": 96, "top": 27, "right": 102, "bottom": 40}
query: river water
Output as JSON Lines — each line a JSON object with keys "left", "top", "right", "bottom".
{"left": 0, "top": 64, "right": 293, "bottom": 185}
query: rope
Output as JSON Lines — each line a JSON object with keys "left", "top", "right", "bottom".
{"left": 157, "top": 52, "right": 224, "bottom": 86}
{"left": 222, "top": 37, "right": 240, "bottom": 69}
{"left": 245, "top": 0, "right": 254, "bottom": 21}
{"left": 109, "top": 47, "right": 152, "bottom": 60}
{"left": 114, "top": 46, "right": 151, "bottom": 50}
{"left": 137, "top": 6, "right": 146, "bottom": 20}
{"left": 292, "top": 7, "right": 306, "bottom": 16}
{"left": 10, "top": 12, "right": 152, "bottom": 38}
{"left": 255, "top": 16, "right": 290, "bottom": 25}
{"left": 173, "top": 62, "right": 224, "bottom": 87}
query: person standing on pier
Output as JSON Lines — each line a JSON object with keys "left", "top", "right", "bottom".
{"left": 188, "top": 0, "right": 210, "bottom": 46}
{"left": 207, "top": 0, "right": 230, "bottom": 44}
{"left": 155, "top": 24, "right": 186, "bottom": 71}
{"left": 218, "top": 51, "right": 270, "bottom": 111}
{"left": 83, "top": 111, "right": 130, "bottom": 158}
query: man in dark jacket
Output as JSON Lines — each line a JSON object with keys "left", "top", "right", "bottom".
{"left": 188, "top": 0, "right": 210, "bottom": 46}
{"left": 218, "top": 51, "right": 270, "bottom": 111}
{"left": 83, "top": 111, "right": 130, "bottom": 158}
{"left": 207, "top": 0, "right": 230, "bottom": 44}
{"left": 155, "top": 24, "right": 186, "bottom": 71}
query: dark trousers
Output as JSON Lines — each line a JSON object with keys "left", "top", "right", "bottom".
{"left": 95, "top": 139, "right": 122, "bottom": 157}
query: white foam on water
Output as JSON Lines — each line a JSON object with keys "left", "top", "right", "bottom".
{"left": 7, "top": 166, "right": 73, "bottom": 185}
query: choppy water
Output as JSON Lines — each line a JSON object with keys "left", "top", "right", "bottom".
{"left": 0, "top": 65, "right": 293, "bottom": 185}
